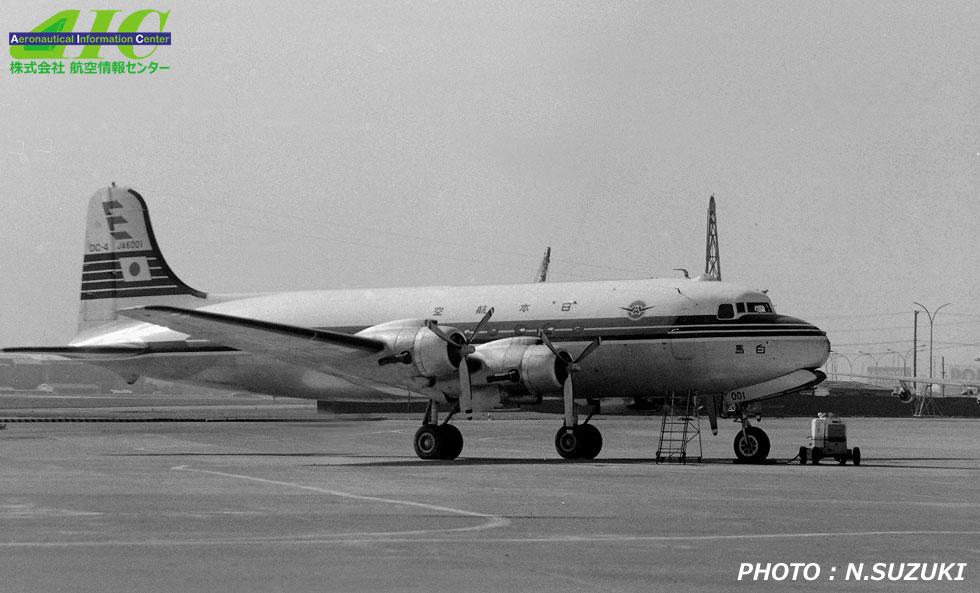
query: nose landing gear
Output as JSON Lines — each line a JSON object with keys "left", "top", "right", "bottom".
{"left": 732, "top": 407, "right": 770, "bottom": 463}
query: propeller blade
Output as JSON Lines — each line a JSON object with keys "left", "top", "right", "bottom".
{"left": 562, "top": 376, "right": 575, "bottom": 427}
{"left": 470, "top": 307, "right": 495, "bottom": 342}
{"left": 425, "top": 320, "right": 457, "bottom": 345}
{"left": 459, "top": 361, "right": 473, "bottom": 420}
{"left": 574, "top": 338, "right": 602, "bottom": 364}
{"left": 537, "top": 329, "right": 562, "bottom": 358}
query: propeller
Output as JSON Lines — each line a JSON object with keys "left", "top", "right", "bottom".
{"left": 537, "top": 330, "right": 601, "bottom": 426}
{"left": 426, "top": 307, "right": 494, "bottom": 419}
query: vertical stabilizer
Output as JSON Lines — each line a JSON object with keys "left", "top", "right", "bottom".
{"left": 535, "top": 246, "right": 551, "bottom": 283}
{"left": 77, "top": 185, "right": 206, "bottom": 333}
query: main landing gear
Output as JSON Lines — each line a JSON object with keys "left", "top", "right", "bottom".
{"left": 413, "top": 401, "right": 464, "bottom": 460}
{"left": 554, "top": 391, "right": 603, "bottom": 460}
{"left": 412, "top": 394, "right": 605, "bottom": 461}
{"left": 732, "top": 408, "right": 770, "bottom": 463}
{"left": 554, "top": 423, "right": 602, "bottom": 460}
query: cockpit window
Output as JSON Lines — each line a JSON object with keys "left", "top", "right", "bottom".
{"left": 717, "top": 304, "right": 735, "bottom": 319}
{"left": 746, "top": 302, "right": 772, "bottom": 314}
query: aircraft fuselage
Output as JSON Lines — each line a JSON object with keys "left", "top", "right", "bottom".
{"left": 71, "top": 277, "right": 829, "bottom": 403}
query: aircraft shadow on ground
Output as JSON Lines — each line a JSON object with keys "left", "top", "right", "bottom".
{"left": 338, "top": 456, "right": 980, "bottom": 469}
{"left": 109, "top": 452, "right": 980, "bottom": 470}
{"left": 113, "top": 452, "right": 335, "bottom": 457}
{"left": 338, "top": 457, "right": 774, "bottom": 467}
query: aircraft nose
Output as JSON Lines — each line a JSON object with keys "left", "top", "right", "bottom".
{"left": 776, "top": 315, "right": 830, "bottom": 369}
{"left": 804, "top": 320, "right": 831, "bottom": 369}
{"left": 814, "top": 332, "right": 831, "bottom": 367}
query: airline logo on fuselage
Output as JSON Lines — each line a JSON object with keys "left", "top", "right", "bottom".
{"left": 620, "top": 300, "right": 654, "bottom": 320}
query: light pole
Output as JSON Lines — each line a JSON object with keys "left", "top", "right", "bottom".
{"left": 905, "top": 344, "right": 925, "bottom": 376}
{"left": 912, "top": 302, "right": 951, "bottom": 381}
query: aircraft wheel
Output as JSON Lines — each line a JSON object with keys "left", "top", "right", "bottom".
{"left": 576, "top": 424, "right": 602, "bottom": 460}
{"left": 555, "top": 424, "right": 603, "bottom": 460}
{"left": 799, "top": 446, "right": 807, "bottom": 465}
{"left": 414, "top": 425, "right": 443, "bottom": 460}
{"left": 733, "top": 426, "right": 770, "bottom": 463}
{"left": 437, "top": 424, "right": 464, "bottom": 460}
{"left": 555, "top": 426, "right": 580, "bottom": 459}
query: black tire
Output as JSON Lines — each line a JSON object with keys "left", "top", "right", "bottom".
{"left": 576, "top": 424, "right": 602, "bottom": 460}
{"left": 799, "top": 446, "right": 807, "bottom": 465}
{"left": 811, "top": 447, "right": 822, "bottom": 465}
{"left": 555, "top": 426, "right": 580, "bottom": 459}
{"left": 733, "top": 426, "right": 770, "bottom": 462}
{"left": 852, "top": 447, "right": 861, "bottom": 466}
{"left": 413, "top": 425, "right": 442, "bottom": 460}
{"left": 437, "top": 424, "right": 464, "bottom": 460}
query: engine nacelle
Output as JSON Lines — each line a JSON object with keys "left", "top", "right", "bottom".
{"left": 474, "top": 337, "right": 565, "bottom": 397}
{"left": 892, "top": 386, "right": 915, "bottom": 404}
{"left": 355, "top": 319, "right": 463, "bottom": 379}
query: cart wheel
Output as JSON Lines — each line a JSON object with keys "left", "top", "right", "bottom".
{"left": 837, "top": 456, "right": 846, "bottom": 465}
{"left": 798, "top": 446, "right": 807, "bottom": 465}
{"left": 852, "top": 447, "right": 861, "bottom": 466}
{"left": 811, "top": 447, "right": 822, "bottom": 465}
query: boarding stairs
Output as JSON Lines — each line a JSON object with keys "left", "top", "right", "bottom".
{"left": 655, "top": 391, "right": 702, "bottom": 463}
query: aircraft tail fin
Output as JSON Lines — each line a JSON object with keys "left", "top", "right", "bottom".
{"left": 77, "top": 185, "right": 207, "bottom": 334}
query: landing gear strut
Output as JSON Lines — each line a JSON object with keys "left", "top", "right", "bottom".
{"left": 732, "top": 408, "right": 770, "bottom": 463}
{"left": 413, "top": 401, "right": 464, "bottom": 460}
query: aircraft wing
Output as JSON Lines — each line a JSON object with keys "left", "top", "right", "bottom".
{"left": 835, "top": 372, "right": 979, "bottom": 396}
{"left": 3, "top": 345, "right": 150, "bottom": 360}
{"left": 117, "top": 305, "right": 387, "bottom": 372}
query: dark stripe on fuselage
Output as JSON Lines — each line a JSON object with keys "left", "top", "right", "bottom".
{"left": 317, "top": 314, "right": 826, "bottom": 344}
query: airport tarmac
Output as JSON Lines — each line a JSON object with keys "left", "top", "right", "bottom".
{"left": 0, "top": 407, "right": 977, "bottom": 592}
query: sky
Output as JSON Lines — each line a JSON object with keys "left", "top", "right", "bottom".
{"left": 1, "top": 1, "right": 978, "bottom": 374}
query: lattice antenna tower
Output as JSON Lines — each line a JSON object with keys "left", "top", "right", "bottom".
{"left": 704, "top": 196, "right": 721, "bottom": 281}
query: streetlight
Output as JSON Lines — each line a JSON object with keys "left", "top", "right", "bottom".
{"left": 885, "top": 348, "right": 908, "bottom": 376}
{"left": 828, "top": 350, "right": 853, "bottom": 380}
{"left": 855, "top": 350, "right": 880, "bottom": 377}
{"left": 912, "top": 302, "right": 951, "bottom": 382}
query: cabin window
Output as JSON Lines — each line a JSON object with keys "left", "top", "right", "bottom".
{"left": 736, "top": 302, "right": 746, "bottom": 314}
{"left": 717, "top": 304, "right": 735, "bottom": 319}
{"left": 746, "top": 302, "right": 772, "bottom": 314}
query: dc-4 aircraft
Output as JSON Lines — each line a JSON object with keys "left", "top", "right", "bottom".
{"left": 4, "top": 186, "right": 830, "bottom": 461}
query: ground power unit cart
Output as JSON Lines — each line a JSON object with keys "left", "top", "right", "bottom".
{"left": 800, "top": 413, "right": 861, "bottom": 465}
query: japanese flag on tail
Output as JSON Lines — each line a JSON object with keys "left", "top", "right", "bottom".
{"left": 118, "top": 256, "right": 152, "bottom": 282}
